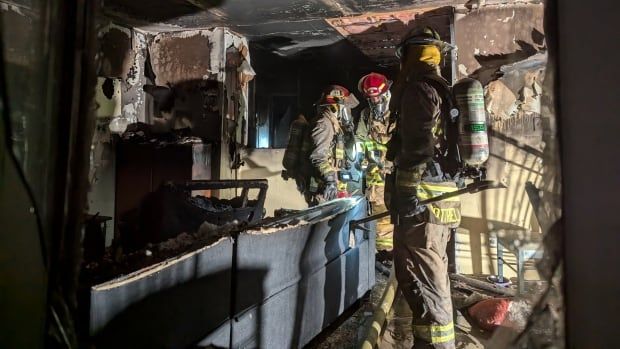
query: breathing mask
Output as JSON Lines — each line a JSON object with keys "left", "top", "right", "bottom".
{"left": 368, "top": 91, "right": 391, "bottom": 121}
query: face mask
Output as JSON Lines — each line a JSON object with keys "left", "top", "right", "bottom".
{"left": 368, "top": 91, "right": 390, "bottom": 121}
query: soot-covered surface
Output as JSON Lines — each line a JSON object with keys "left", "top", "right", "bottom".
{"left": 103, "top": 0, "right": 462, "bottom": 59}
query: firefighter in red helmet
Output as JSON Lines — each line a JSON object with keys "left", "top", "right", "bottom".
{"left": 305, "top": 85, "right": 360, "bottom": 206}
{"left": 356, "top": 72, "right": 396, "bottom": 255}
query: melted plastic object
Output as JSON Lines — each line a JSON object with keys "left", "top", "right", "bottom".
{"left": 468, "top": 297, "right": 511, "bottom": 331}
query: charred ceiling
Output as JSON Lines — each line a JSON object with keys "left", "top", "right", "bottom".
{"left": 103, "top": 0, "right": 460, "bottom": 27}
{"left": 102, "top": 0, "right": 469, "bottom": 61}
{"left": 326, "top": 6, "right": 452, "bottom": 66}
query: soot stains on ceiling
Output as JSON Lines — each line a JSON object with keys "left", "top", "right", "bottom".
{"left": 103, "top": 0, "right": 463, "bottom": 60}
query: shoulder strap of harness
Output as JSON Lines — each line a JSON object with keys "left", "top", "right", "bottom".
{"left": 419, "top": 74, "right": 462, "bottom": 177}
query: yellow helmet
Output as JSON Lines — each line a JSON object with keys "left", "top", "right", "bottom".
{"left": 396, "top": 26, "right": 456, "bottom": 59}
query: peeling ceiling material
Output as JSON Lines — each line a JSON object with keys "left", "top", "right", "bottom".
{"left": 486, "top": 53, "right": 546, "bottom": 126}
{"left": 103, "top": 0, "right": 464, "bottom": 57}
{"left": 101, "top": 0, "right": 544, "bottom": 62}
{"left": 326, "top": 7, "right": 452, "bottom": 66}
{"left": 454, "top": 3, "right": 545, "bottom": 81}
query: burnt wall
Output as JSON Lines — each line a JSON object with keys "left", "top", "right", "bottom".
{"left": 98, "top": 25, "right": 134, "bottom": 78}
{"left": 455, "top": 4, "right": 545, "bottom": 81}
{"left": 453, "top": 4, "right": 548, "bottom": 278}
{"left": 150, "top": 32, "right": 212, "bottom": 86}
{"left": 97, "top": 23, "right": 149, "bottom": 124}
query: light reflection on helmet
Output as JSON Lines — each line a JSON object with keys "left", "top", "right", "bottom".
{"left": 358, "top": 73, "right": 392, "bottom": 121}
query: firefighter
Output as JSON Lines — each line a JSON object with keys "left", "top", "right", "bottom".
{"left": 387, "top": 27, "right": 460, "bottom": 348}
{"left": 305, "top": 85, "right": 360, "bottom": 206}
{"left": 356, "top": 72, "right": 396, "bottom": 256}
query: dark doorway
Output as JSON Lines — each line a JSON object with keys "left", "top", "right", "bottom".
{"left": 269, "top": 95, "right": 298, "bottom": 148}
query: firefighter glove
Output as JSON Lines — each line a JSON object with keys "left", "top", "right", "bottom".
{"left": 323, "top": 181, "right": 338, "bottom": 201}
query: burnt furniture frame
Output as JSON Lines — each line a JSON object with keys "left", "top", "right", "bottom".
{"left": 173, "top": 179, "right": 269, "bottom": 224}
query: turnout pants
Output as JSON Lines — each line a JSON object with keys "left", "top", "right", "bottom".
{"left": 393, "top": 218, "right": 455, "bottom": 349}
{"left": 368, "top": 185, "right": 394, "bottom": 251}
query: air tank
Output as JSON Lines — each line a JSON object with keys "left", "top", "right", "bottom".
{"left": 453, "top": 78, "right": 489, "bottom": 167}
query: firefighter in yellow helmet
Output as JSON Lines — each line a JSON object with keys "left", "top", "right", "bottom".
{"left": 387, "top": 27, "right": 460, "bottom": 349}
{"left": 305, "top": 85, "right": 360, "bottom": 206}
{"left": 356, "top": 72, "right": 396, "bottom": 256}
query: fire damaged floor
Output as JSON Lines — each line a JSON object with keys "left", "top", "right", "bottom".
{"left": 306, "top": 262, "right": 547, "bottom": 349}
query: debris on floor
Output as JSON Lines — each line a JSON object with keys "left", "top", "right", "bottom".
{"left": 307, "top": 264, "right": 550, "bottom": 349}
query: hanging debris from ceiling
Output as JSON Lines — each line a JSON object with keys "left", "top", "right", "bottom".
{"left": 485, "top": 52, "right": 546, "bottom": 127}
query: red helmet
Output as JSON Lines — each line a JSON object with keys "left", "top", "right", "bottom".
{"left": 358, "top": 73, "right": 390, "bottom": 98}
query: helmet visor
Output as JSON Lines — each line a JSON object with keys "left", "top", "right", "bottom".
{"left": 343, "top": 93, "right": 359, "bottom": 109}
